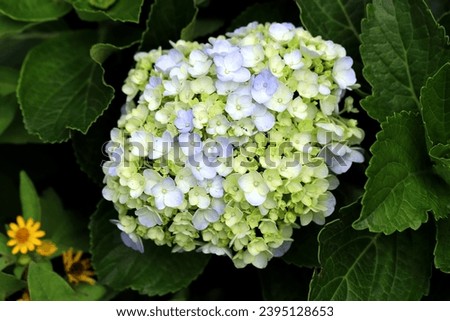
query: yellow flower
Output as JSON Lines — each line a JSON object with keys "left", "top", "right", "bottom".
{"left": 6, "top": 216, "right": 45, "bottom": 255}
{"left": 36, "top": 240, "right": 58, "bottom": 257}
{"left": 62, "top": 248, "right": 96, "bottom": 285}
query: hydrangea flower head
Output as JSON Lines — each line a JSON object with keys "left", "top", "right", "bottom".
{"left": 102, "top": 22, "right": 364, "bottom": 269}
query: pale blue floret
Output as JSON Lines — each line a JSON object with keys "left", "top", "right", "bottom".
{"left": 174, "top": 109, "right": 194, "bottom": 133}
{"left": 213, "top": 51, "right": 251, "bottom": 83}
{"left": 151, "top": 177, "right": 184, "bottom": 210}
{"left": 178, "top": 132, "right": 203, "bottom": 156}
{"left": 136, "top": 206, "right": 163, "bottom": 228}
{"left": 251, "top": 69, "right": 279, "bottom": 104}
{"left": 192, "top": 208, "right": 220, "bottom": 230}
{"left": 120, "top": 231, "right": 144, "bottom": 253}
{"left": 252, "top": 104, "right": 275, "bottom": 132}
{"left": 155, "top": 49, "right": 184, "bottom": 73}
{"left": 148, "top": 131, "right": 173, "bottom": 159}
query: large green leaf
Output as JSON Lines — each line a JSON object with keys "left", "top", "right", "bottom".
{"left": 429, "top": 143, "right": 450, "bottom": 185}
{"left": 354, "top": 112, "right": 450, "bottom": 234}
{"left": 309, "top": 202, "right": 433, "bottom": 300}
{"left": 19, "top": 170, "right": 41, "bottom": 221}
{"left": 282, "top": 226, "right": 320, "bottom": 268}
{"left": 0, "top": 110, "right": 42, "bottom": 144}
{"left": 296, "top": 0, "right": 369, "bottom": 61}
{"left": 28, "top": 261, "right": 77, "bottom": 300}
{"left": 40, "top": 188, "right": 89, "bottom": 252}
{"left": 420, "top": 62, "right": 450, "bottom": 146}
{"left": 0, "top": 66, "right": 19, "bottom": 95}
{"left": 0, "top": 272, "right": 26, "bottom": 300}
{"left": 67, "top": 0, "right": 144, "bottom": 23}
{"left": 360, "top": 0, "right": 450, "bottom": 122}
{"left": 0, "top": 0, "right": 71, "bottom": 22}
{"left": 90, "top": 200, "right": 210, "bottom": 296}
{"left": 0, "top": 13, "right": 36, "bottom": 38}
{"left": 18, "top": 31, "right": 114, "bottom": 143}
{"left": 435, "top": 218, "right": 450, "bottom": 273}
{"left": 140, "top": 0, "right": 198, "bottom": 51}
{"left": 0, "top": 94, "right": 17, "bottom": 136}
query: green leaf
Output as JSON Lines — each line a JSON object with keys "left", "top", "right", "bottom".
{"left": 309, "top": 202, "right": 433, "bottom": 300}
{"left": 0, "top": 233, "right": 11, "bottom": 256}
{"left": 282, "top": 225, "right": 321, "bottom": 268}
{"left": 190, "top": 19, "right": 224, "bottom": 40}
{"left": 19, "top": 170, "right": 41, "bottom": 221}
{"left": 140, "top": 0, "right": 198, "bottom": 51}
{"left": 73, "top": 283, "right": 107, "bottom": 300}
{"left": 420, "top": 62, "right": 450, "bottom": 146}
{"left": 296, "top": 0, "right": 369, "bottom": 60}
{"left": 18, "top": 30, "right": 114, "bottom": 143}
{"left": 0, "top": 21, "right": 68, "bottom": 68}
{"left": 429, "top": 143, "right": 450, "bottom": 185}
{"left": 435, "top": 218, "right": 450, "bottom": 273}
{"left": 0, "top": 233, "right": 16, "bottom": 271}
{"left": 0, "top": 0, "right": 71, "bottom": 22}
{"left": 0, "top": 66, "right": 19, "bottom": 95}
{"left": 72, "top": 105, "right": 118, "bottom": 186}
{"left": 28, "top": 261, "right": 77, "bottom": 300}
{"left": 360, "top": 0, "right": 450, "bottom": 122}
{"left": 0, "top": 272, "right": 26, "bottom": 300}
{"left": 90, "top": 200, "right": 210, "bottom": 296}
{"left": 0, "top": 94, "right": 18, "bottom": 136}
{"left": 67, "top": 0, "right": 144, "bottom": 23}
{"left": 0, "top": 110, "right": 42, "bottom": 144}
{"left": 40, "top": 188, "right": 89, "bottom": 251}
{"left": 0, "top": 13, "right": 36, "bottom": 38}
{"left": 354, "top": 112, "right": 450, "bottom": 233}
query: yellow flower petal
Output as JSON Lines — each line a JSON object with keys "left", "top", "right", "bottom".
{"left": 17, "top": 216, "right": 26, "bottom": 227}
{"left": 7, "top": 239, "right": 17, "bottom": 246}
{"left": 9, "top": 223, "right": 19, "bottom": 232}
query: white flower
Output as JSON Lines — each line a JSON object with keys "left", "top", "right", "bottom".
{"left": 151, "top": 177, "right": 184, "bottom": 210}
{"left": 214, "top": 50, "right": 251, "bottom": 83}
{"left": 206, "top": 114, "right": 231, "bottom": 135}
{"left": 178, "top": 132, "right": 203, "bottom": 156}
{"left": 319, "top": 143, "right": 364, "bottom": 174}
{"left": 175, "top": 167, "right": 197, "bottom": 193}
{"left": 143, "top": 169, "right": 163, "bottom": 195}
{"left": 225, "top": 92, "right": 255, "bottom": 120}
{"left": 240, "top": 44, "right": 265, "bottom": 68}
{"left": 120, "top": 232, "right": 144, "bottom": 253}
{"left": 251, "top": 69, "right": 279, "bottom": 104}
{"left": 187, "top": 155, "right": 217, "bottom": 181}
{"left": 264, "top": 83, "right": 293, "bottom": 112}
{"left": 294, "top": 69, "right": 319, "bottom": 98}
{"left": 215, "top": 80, "right": 239, "bottom": 95}
{"left": 238, "top": 171, "right": 270, "bottom": 206}
{"left": 174, "top": 109, "right": 194, "bottom": 133}
{"left": 333, "top": 57, "right": 356, "bottom": 89}
{"left": 252, "top": 104, "right": 275, "bottom": 132}
{"left": 136, "top": 206, "right": 163, "bottom": 228}
{"left": 192, "top": 208, "right": 220, "bottom": 230}
{"left": 205, "top": 39, "right": 237, "bottom": 56}
{"left": 188, "top": 49, "right": 212, "bottom": 77}
{"left": 199, "top": 176, "right": 224, "bottom": 198}
{"left": 268, "top": 22, "right": 295, "bottom": 42}
{"left": 149, "top": 131, "right": 173, "bottom": 159}
{"left": 129, "top": 131, "right": 151, "bottom": 156}
{"left": 155, "top": 49, "right": 184, "bottom": 73}
{"left": 283, "top": 50, "right": 304, "bottom": 69}
{"left": 189, "top": 186, "right": 211, "bottom": 209}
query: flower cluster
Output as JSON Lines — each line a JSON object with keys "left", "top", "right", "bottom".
{"left": 102, "top": 22, "right": 364, "bottom": 268}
